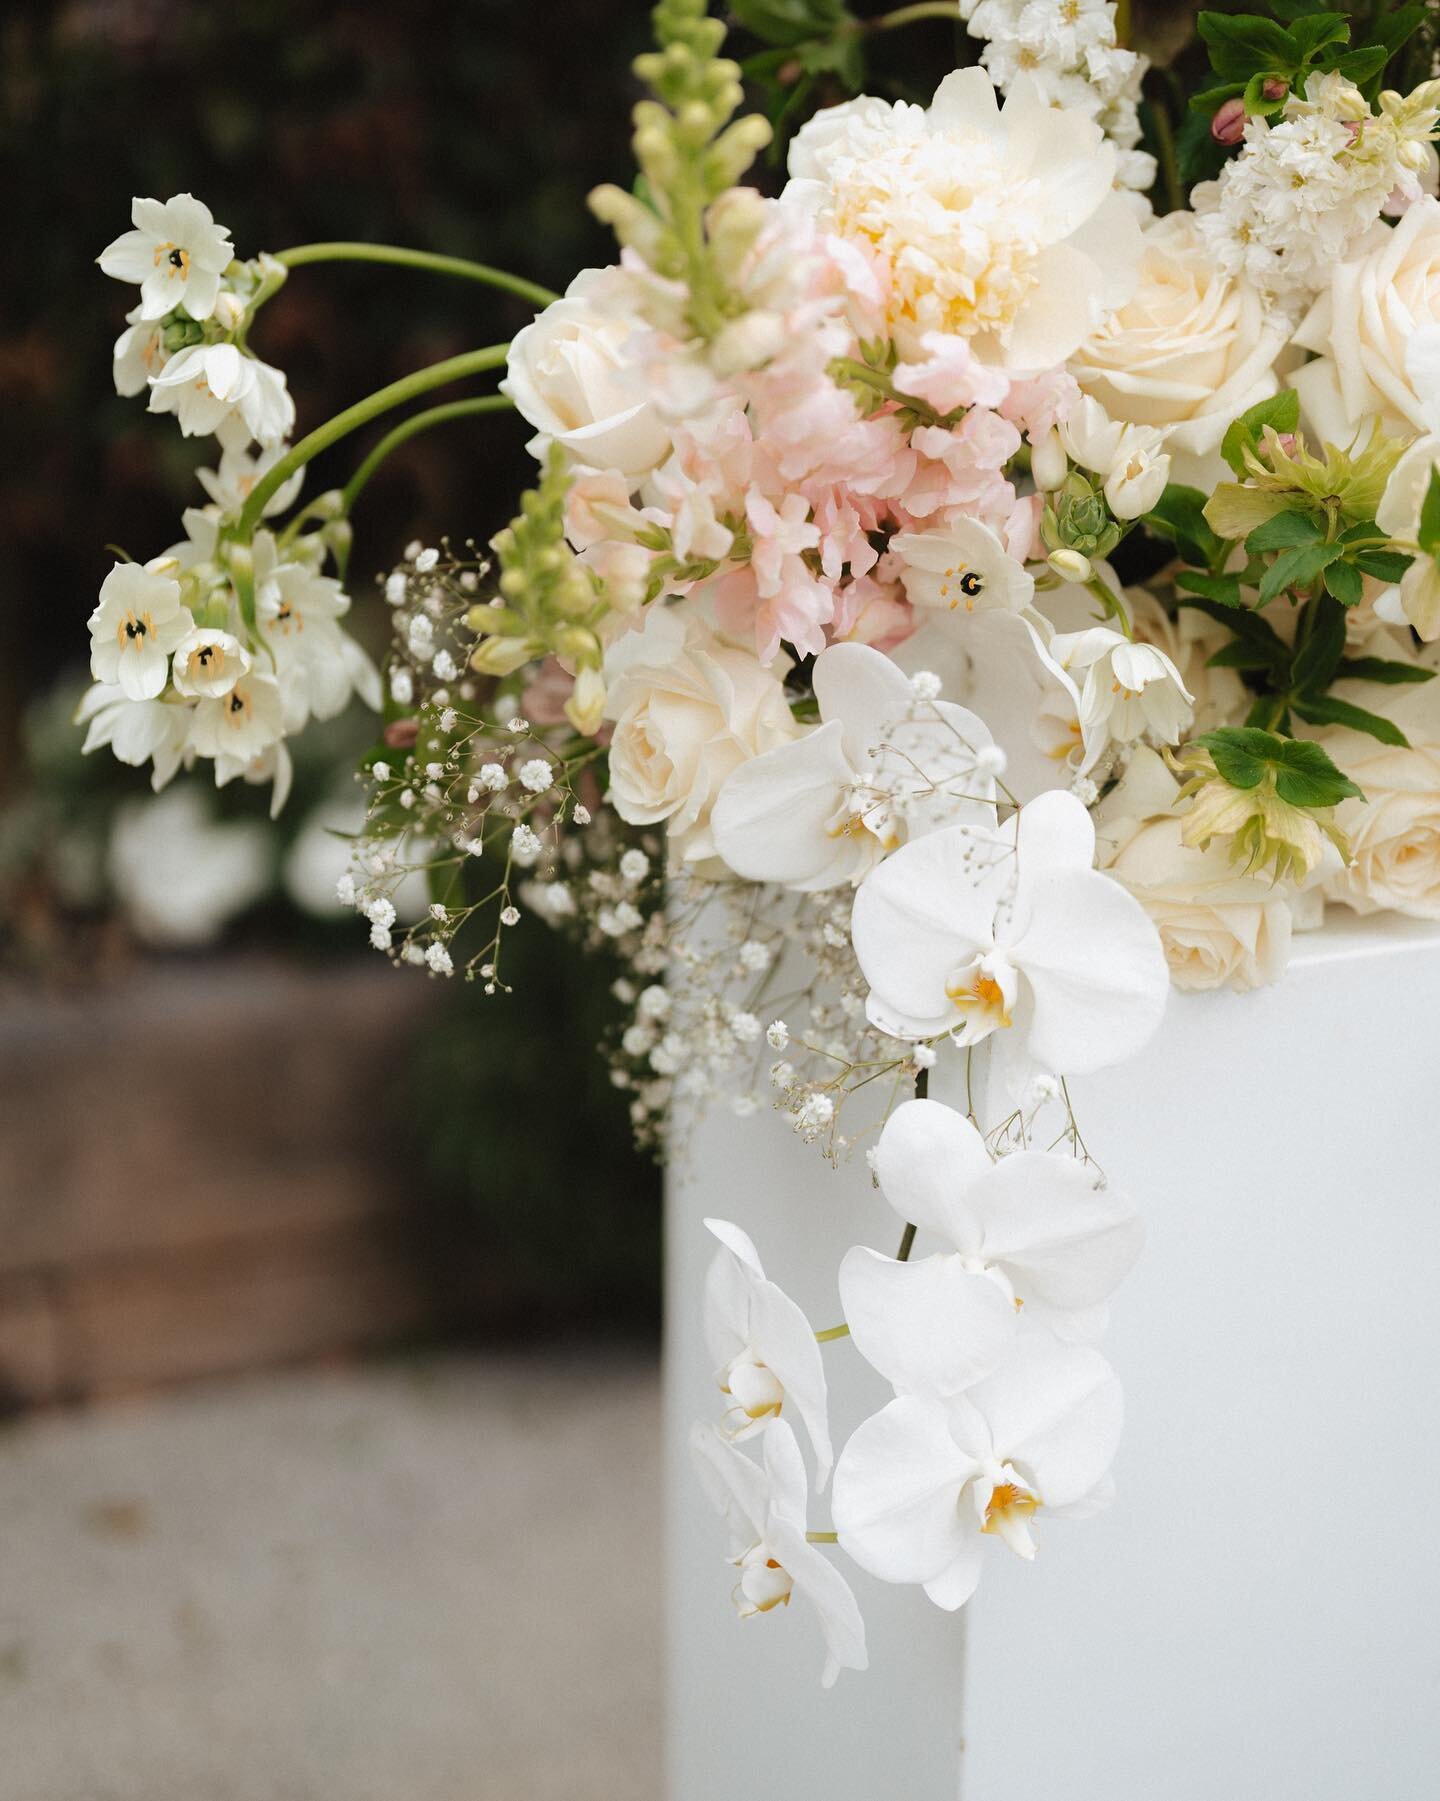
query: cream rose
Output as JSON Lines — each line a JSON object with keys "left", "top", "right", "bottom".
{"left": 501, "top": 268, "right": 671, "bottom": 479}
{"left": 1071, "top": 211, "right": 1289, "bottom": 486}
{"left": 1093, "top": 749, "right": 1294, "bottom": 991}
{"left": 1291, "top": 197, "right": 1440, "bottom": 444}
{"left": 603, "top": 607, "right": 799, "bottom": 863}
{"left": 1317, "top": 675, "right": 1440, "bottom": 919}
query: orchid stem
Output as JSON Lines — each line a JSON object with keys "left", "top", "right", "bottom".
{"left": 237, "top": 344, "right": 510, "bottom": 535}
{"left": 342, "top": 395, "right": 517, "bottom": 513}
{"left": 896, "top": 1062, "right": 929, "bottom": 1261}
{"left": 814, "top": 1324, "right": 851, "bottom": 1343}
{"left": 805, "top": 1531, "right": 839, "bottom": 1544}
{"left": 274, "top": 242, "right": 558, "bottom": 309}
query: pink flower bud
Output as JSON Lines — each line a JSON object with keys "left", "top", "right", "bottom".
{"left": 1211, "top": 98, "right": 1247, "bottom": 145}
{"left": 384, "top": 718, "right": 420, "bottom": 749}
{"left": 1262, "top": 78, "right": 1289, "bottom": 102}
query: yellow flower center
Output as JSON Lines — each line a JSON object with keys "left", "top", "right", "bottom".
{"left": 155, "top": 242, "right": 191, "bottom": 278}
{"left": 982, "top": 1481, "right": 1039, "bottom": 1535}
{"left": 117, "top": 609, "right": 153, "bottom": 649}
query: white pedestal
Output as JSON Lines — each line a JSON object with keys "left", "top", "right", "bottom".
{"left": 664, "top": 912, "right": 1440, "bottom": 1800}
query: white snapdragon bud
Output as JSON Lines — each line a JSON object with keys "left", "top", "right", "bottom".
{"left": 478, "top": 763, "right": 507, "bottom": 791}
{"left": 619, "top": 848, "right": 650, "bottom": 885}
{"left": 385, "top": 572, "right": 408, "bottom": 605}
{"left": 425, "top": 942, "right": 453, "bottom": 976}
{"left": 212, "top": 290, "right": 246, "bottom": 332}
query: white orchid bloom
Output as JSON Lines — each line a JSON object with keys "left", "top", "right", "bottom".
{"left": 710, "top": 643, "right": 997, "bottom": 891}
{"left": 840, "top": 1100, "right": 1143, "bottom": 1396}
{"left": 87, "top": 558, "right": 193, "bottom": 702}
{"left": 703, "top": 1218, "right": 833, "bottom": 1485}
{"left": 850, "top": 788, "right": 1168, "bottom": 1073}
{"left": 98, "top": 193, "right": 235, "bottom": 322}
{"left": 77, "top": 683, "right": 190, "bottom": 791}
{"left": 1041, "top": 625, "right": 1194, "bottom": 772}
{"left": 691, "top": 1419, "right": 868, "bottom": 1688}
{"left": 892, "top": 517, "right": 1036, "bottom": 617}
{"left": 169, "top": 626, "right": 252, "bottom": 700}
{"left": 253, "top": 533, "right": 382, "bottom": 731}
{"left": 832, "top": 1332, "right": 1123, "bottom": 1610}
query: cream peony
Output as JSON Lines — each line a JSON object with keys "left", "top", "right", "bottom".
{"left": 782, "top": 68, "right": 1141, "bottom": 366}
{"left": 1291, "top": 198, "right": 1440, "bottom": 444}
{"left": 1317, "top": 676, "right": 1440, "bottom": 920}
{"left": 1071, "top": 211, "right": 1289, "bottom": 486}
{"left": 502, "top": 268, "right": 671, "bottom": 478}
{"left": 603, "top": 606, "right": 799, "bottom": 863}
{"left": 1093, "top": 750, "right": 1294, "bottom": 992}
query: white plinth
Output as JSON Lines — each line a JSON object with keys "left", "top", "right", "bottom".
{"left": 664, "top": 912, "right": 1440, "bottom": 1801}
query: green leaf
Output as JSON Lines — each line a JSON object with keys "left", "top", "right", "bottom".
{"left": 1285, "top": 12, "right": 1348, "bottom": 61}
{"left": 1418, "top": 469, "right": 1440, "bottom": 558}
{"left": 1354, "top": 550, "right": 1414, "bottom": 581}
{"left": 1290, "top": 594, "right": 1347, "bottom": 694}
{"left": 1208, "top": 640, "right": 1286, "bottom": 672}
{"left": 1221, "top": 389, "right": 1300, "bottom": 477}
{"left": 1188, "top": 81, "right": 1246, "bottom": 113}
{"left": 1370, "top": 5, "right": 1425, "bottom": 58}
{"left": 1332, "top": 45, "right": 1390, "bottom": 85}
{"left": 1290, "top": 694, "right": 1411, "bottom": 747}
{"left": 1242, "top": 70, "right": 1288, "bottom": 117}
{"left": 1322, "top": 558, "right": 1364, "bottom": 607}
{"left": 1195, "top": 727, "right": 1365, "bottom": 805}
{"left": 729, "top": 0, "right": 851, "bottom": 47}
{"left": 1258, "top": 539, "right": 1341, "bottom": 605}
{"left": 1176, "top": 569, "right": 1245, "bottom": 607}
{"left": 1144, "top": 483, "right": 1226, "bottom": 567}
{"left": 1245, "top": 510, "right": 1322, "bottom": 553}
{"left": 1335, "top": 656, "right": 1436, "bottom": 685}
{"left": 1197, "top": 11, "right": 1299, "bottom": 81}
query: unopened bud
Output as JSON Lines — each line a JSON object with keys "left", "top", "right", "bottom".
{"left": 564, "top": 665, "right": 607, "bottom": 737}
{"left": 470, "top": 635, "right": 540, "bottom": 677}
{"left": 1031, "top": 427, "right": 1068, "bottom": 492}
{"left": 1261, "top": 77, "right": 1289, "bottom": 103}
{"left": 212, "top": 291, "right": 246, "bottom": 332}
{"left": 383, "top": 718, "right": 420, "bottom": 750}
{"left": 1211, "top": 97, "right": 1247, "bottom": 145}
{"left": 1048, "top": 548, "right": 1093, "bottom": 584}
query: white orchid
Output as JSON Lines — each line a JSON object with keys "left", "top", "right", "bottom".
{"left": 892, "top": 517, "right": 1035, "bottom": 617}
{"left": 832, "top": 1332, "right": 1123, "bottom": 1610}
{"left": 710, "top": 644, "right": 997, "bottom": 891}
{"left": 87, "top": 558, "right": 193, "bottom": 701}
{"left": 169, "top": 627, "right": 252, "bottom": 700}
{"left": 1037, "top": 624, "right": 1194, "bottom": 772}
{"left": 839, "top": 1099, "right": 1143, "bottom": 1397}
{"left": 77, "top": 683, "right": 190, "bottom": 791}
{"left": 704, "top": 1219, "right": 833, "bottom": 1485}
{"left": 850, "top": 788, "right": 1168, "bottom": 1074}
{"left": 691, "top": 1419, "right": 868, "bottom": 1687}
{"left": 98, "top": 194, "right": 235, "bottom": 322}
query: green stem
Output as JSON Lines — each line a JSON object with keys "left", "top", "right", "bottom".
{"left": 870, "top": 1, "right": 961, "bottom": 29}
{"left": 343, "top": 395, "right": 517, "bottom": 513}
{"left": 274, "top": 242, "right": 557, "bottom": 309}
{"left": 1149, "top": 99, "right": 1183, "bottom": 217}
{"left": 1086, "top": 573, "right": 1134, "bottom": 638}
{"left": 237, "top": 344, "right": 510, "bottom": 535}
{"left": 805, "top": 1531, "right": 839, "bottom": 1544}
{"left": 814, "top": 1324, "right": 851, "bottom": 1344}
{"left": 895, "top": 1061, "right": 929, "bottom": 1262}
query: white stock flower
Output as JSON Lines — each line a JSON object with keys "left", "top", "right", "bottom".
{"left": 841, "top": 1098, "right": 1141, "bottom": 1397}
{"left": 710, "top": 643, "right": 996, "bottom": 891}
{"left": 603, "top": 607, "right": 799, "bottom": 863}
{"left": 77, "top": 682, "right": 190, "bottom": 791}
{"left": 1291, "top": 198, "right": 1440, "bottom": 443}
{"left": 833, "top": 1331, "right": 1122, "bottom": 1609}
{"left": 253, "top": 532, "right": 382, "bottom": 730}
{"left": 703, "top": 1218, "right": 833, "bottom": 1485}
{"left": 850, "top": 788, "right": 1168, "bottom": 1074}
{"left": 783, "top": 67, "right": 1141, "bottom": 365}
{"left": 98, "top": 194, "right": 235, "bottom": 322}
{"left": 1070, "top": 210, "right": 1288, "bottom": 486}
{"left": 1059, "top": 395, "right": 1169, "bottom": 520}
{"left": 892, "top": 517, "right": 1036, "bottom": 617}
{"left": 148, "top": 344, "right": 294, "bottom": 446}
{"left": 87, "top": 559, "right": 193, "bottom": 701}
{"left": 502, "top": 268, "right": 671, "bottom": 477}
{"left": 691, "top": 1420, "right": 867, "bottom": 1688}
{"left": 169, "top": 626, "right": 252, "bottom": 699}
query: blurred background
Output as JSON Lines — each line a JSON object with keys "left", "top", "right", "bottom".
{"left": 0, "top": 3, "right": 1214, "bottom": 1795}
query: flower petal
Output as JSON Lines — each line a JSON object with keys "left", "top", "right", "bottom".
{"left": 840, "top": 1248, "right": 1016, "bottom": 1396}
{"left": 969, "top": 1333, "right": 1123, "bottom": 1510}
{"left": 834, "top": 1393, "right": 980, "bottom": 1585}
{"left": 874, "top": 1098, "right": 992, "bottom": 1247}
{"left": 710, "top": 721, "right": 859, "bottom": 890}
{"left": 968, "top": 1153, "right": 1144, "bottom": 1312}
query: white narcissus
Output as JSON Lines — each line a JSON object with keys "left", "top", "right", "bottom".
{"left": 839, "top": 1099, "right": 1142, "bottom": 1397}
{"left": 197, "top": 440, "right": 305, "bottom": 520}
{"left": 832, "top": 1332, "right": 1123, "bottom": 1610}
{"left": 77, "top": 683, "right": 191, "bottom": 791}
{"left": 188, "top": 669, "right": 286, "bottom": 763}
{"left": 1036, "top": 624, "right": 1194, "bottom": 772}
{"left": 703, "top": 1218, "right": 833, "bottom": 1486}
{"left": 112, "top": 308, "right": 167, "bottom": 397}
{"left": 710, "top": 643, "right": 996, "bottom": 892}
{"left": 169, "top": 627, "right": 252, "bottom": 700}
{"left": 1059, "top": 396, "right": 1170, "bottom": 520}
{"left": 892, "top": 517, "right": 1036, "bottom": 617}
{"left": 691, "top": 1419, "right": 868, "bottom": 1688}
{"left": 148, "top": 345, "right": 295, "bottom": 447}
{"left": 98, "top": 194, "right": 235, "bottom": 323}
{"left": 252, "top": 533, "right": 382, "bottom": 732}
{"left": 88, "top": 559, "right": 194, "bottom": 702}
{"left": 850, "top": 788, "right": 1168, "bottom": 1073}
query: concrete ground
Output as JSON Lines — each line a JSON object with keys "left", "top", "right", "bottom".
{"left": 0, "top": 1351, "right": 661, "bottom": 1801}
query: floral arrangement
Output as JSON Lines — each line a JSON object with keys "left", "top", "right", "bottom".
{"left": 82, "top": 0, "right": 1440, "bottom": 1693}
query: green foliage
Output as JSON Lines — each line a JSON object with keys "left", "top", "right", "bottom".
{"left": 1220, "top": 390, "right": 1300, "bottom": 479}
{"left": 1418, "top": 469, "right": 1440, "bottom": 558}
{"left": 1143, "top": 484, "right": 1225, "bottom": 571}
{"left": 1257, "top": 540, "right": 1340, "bottom": 606}
{"left": 1191, "top": 6, "right": 1422, "bottom": 121}
{"left": 730, "top": 0, "right": 854, "bottom": 46}
{"left": 1193, "top": 728, "right": 1363, "bottom": 808}
{"left": 1290, "top": 694, "right": 1411, "bottom": 748}
{"left": 1335, "top": 656, "right": 1436, "bottom": 686}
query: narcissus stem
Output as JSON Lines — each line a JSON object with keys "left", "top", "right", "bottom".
{"left": 274, "top": 242, "right": 558, "bottom": 309}
{"left": 342, "top": 395, "right": 517, "bottom": 513}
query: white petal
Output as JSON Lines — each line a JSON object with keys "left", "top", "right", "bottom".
{"left": 1014, "top": 788, "right": 1096, "bottom": 878}
{"left": 840, "top": 1248, "right": 1016, "bottom": 1396}
{"left": 874, "top": 1098, "right": 992, "bottom": 1247}
{"left": 968, "top": 1333, "right": 1123, "bottom": 1510}
{"left": 968, "top": 1153, "right": 1144, "bottom": 1313}
{"left": 710, "top": 722, "right": 859, "bottom": 890}
{"left": 834, "top": 1394, "right": 980, "bottom": 1585}
{"left": 812, "top": 641, "right": 916, "bottom": 767}
{"left": 751, "top": 1278, "right": 834, "bottom": 1487}
{"left": 690, "top": 1421, "right": 767, "bottom": 1549}
{"left": 920, "top": 1527, "right": 986, "bottom": 1611}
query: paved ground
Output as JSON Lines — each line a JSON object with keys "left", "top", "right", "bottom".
{"left": 0, "top": 1351, "right": 661, "bottom": 1801}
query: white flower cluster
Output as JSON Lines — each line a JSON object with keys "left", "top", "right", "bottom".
{"left": 1196, "top": 72, "right": 1440, "bottom": 299}
{"left": 963, "top": 0, "right": 1156, "bottom": 198}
